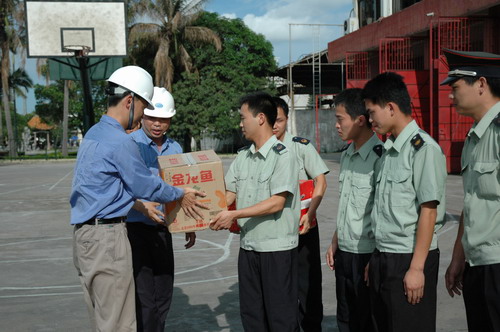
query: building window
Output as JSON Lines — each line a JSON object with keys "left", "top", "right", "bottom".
{"left": 359, "top": 0, "right": 382, "bottom": 27}
{"left": 393, "top": 0, "right": 422, "bottom": 13}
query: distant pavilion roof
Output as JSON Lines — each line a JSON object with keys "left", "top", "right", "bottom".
{"left": 27, "top": 115, "right": 54, "bottom": 130}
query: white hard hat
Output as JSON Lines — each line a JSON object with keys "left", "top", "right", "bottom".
{"left": 144, "top": 87, "right": 176, "bottom": 118}
{"left": 107, "top": 66, "right": 154, "bottom": 109}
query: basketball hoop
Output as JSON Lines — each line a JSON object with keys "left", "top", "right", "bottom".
{"left": 63, "top": 45, "right": 91, "bottom": 57}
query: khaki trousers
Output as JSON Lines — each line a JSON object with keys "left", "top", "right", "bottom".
{"left": 73, "top": 222, "right": 136, "bottom": 332}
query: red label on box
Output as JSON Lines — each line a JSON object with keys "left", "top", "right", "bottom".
{"left": 169, "top": 158, "right": 180, "bottom": 165}
{"left": 227, "top": 202, "right": 240, "bottom": 234}
{"left": 299, "top": 179, "right": 317, "bottom": 230}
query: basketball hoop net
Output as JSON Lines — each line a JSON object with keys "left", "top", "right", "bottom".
{"left": 63, "top": 45, "right": 91, "bottom": 57}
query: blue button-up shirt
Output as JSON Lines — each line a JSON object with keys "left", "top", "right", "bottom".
{"left": 127, "top": 128, "right": 182, "bottom": 225}
{"left": 70, "top": 115, "right": 184, "bottom": 224}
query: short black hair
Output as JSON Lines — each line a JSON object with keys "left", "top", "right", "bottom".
{"left": 239, "top": 92, "right": 277, "bottom": 126}
{"left": 362, "top": 72, "right": 412, "bottom": 115}
{"left": 334, "top": 88, "right": 371, "bottom": 128}
{"left": 273, "top": 97, "right": 289, "bottom": 117}
{"left": 106, "top": 83, "right": 131, "bottom": 108}
{"left": 461, "top": 76, "right": 500, "bottom": 98}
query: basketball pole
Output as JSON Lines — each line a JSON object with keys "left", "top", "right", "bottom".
{"left": 76, "top": 52, "right": 95, "bottom": 134}
{"left": 51, "top": 48, "right": 97, "bottom": 135}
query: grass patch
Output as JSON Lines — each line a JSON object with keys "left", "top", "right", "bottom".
{"left": 0, "top": 151, "right": 78, "bottom": 160}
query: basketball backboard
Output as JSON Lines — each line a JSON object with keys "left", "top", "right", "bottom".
{"left": 25, "top": 0, "right": 127, "bottom": 58}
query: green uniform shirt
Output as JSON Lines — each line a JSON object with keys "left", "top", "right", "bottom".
{"left": 283, "top": 132, "right": 330, "bottom": 181}
{"left": 372, "top": 120, "right": 447, "bottom": 253}
{"left": 225, "top": 135, "right": 300, "bottom": 252}
{"left": 461, "top": 102, "right": 500, "bottom": 266}
{"left": 337, "top": 133, "right": 383, "bottom": 253}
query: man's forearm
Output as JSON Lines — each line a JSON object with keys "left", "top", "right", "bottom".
{"left": 232, "top": 193, "right": 288, "bottom": 219}
{"left": 307, "top": 174, "right": 327, "bottom": 216}
{"left": 451, "top": 212, "right": 466, "bottom": 262}
{"left": 410, "top": 203, "right": 438, "bottom": 270}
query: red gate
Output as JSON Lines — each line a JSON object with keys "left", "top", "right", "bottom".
{"left": 380, "top": 37, "right": 429, "bottom": 132}
{"left": 345, "top": 51, "right": 377, "bottom": 89}
{"left": 430, "top": 17, "right": 497, "bottom": 172}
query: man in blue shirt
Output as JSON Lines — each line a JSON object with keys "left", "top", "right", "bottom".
{"left": 127, "top": 87, "right": 195, "bottom": 332}
{"left": 70, "top": 66, "right": 206, "bottom": 332}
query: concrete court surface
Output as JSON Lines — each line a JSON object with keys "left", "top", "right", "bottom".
{"left": 0, "top": 155, "right": 468, "bottom": 332}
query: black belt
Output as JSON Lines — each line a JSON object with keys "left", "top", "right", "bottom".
{"left": 75, "top": 217, "right": 126, "bottom": 229}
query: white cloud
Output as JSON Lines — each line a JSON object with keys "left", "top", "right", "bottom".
{"left": 206, "top": 0, "right": 353, "bottom": 65}
{"left": 221, "top": 12, "right": 237, "bottom": 19}
{"left": 242, "top": 0, "right": 352, "bottom": 42}
{"left": 238, "top": 0, "right": 352, "bottom": 64}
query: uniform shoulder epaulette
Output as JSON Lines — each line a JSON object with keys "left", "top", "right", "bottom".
{"left": 237, "top": 145, "right": 250, "bottom": 153}
{"left": 292, "top": 136, "right": 310, "bottom": 145}
{"left": 411, "top": 133, "right": 425, "bottom": 151}
{"left": 373, "top": 144, "right": 384, "bottom": 157}
{"left": 273, "top": 143, "right": 287, "bottom": 154}
{"left": 493, "top": 112, "right": 500, "bottom": 127}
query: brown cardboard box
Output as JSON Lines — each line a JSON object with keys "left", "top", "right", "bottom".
{"left": 158, "top": 150, "right": 227, "bottom": 233}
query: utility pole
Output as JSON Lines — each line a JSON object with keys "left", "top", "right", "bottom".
{"left": 287, "top": 23, "right": 343, "bottom": 136}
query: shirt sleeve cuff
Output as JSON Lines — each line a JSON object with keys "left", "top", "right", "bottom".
{"left": 226, "top": 182, "right": 236, "bottom": 193}
{"left": 174, "top": 187, "right": 184, "bottom": 201}
{"left": 418, "top": 192, "right": 442, "bottom": 205}
{"left": 270, "top": 185, "right": 296, "bottom": 197}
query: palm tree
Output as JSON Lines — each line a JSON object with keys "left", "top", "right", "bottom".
{"left": 0, "top": 68, "right": 32, "bottom": 154}
{"left": 6, "top": 67, "right": 33, "bottom": 98}
{"left": 0, "top": 0, "right": 23, "bottom": 156}
{"left": 129, "top": 0, "right": 222, "bottom": 91}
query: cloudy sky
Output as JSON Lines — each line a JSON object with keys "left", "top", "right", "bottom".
{"left": 18, "top": 0, "right": 353, "bottom": 114}
{"left": 206, "top": 0, "right": 353, "bottom": 66}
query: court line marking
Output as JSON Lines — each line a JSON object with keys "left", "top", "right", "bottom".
{"left": 0, "top": 233, "right": 236, "bottom": 299}
{"left": 0, "top": 215, "right": 459, "bottom": 298}
{"left": 174, "top": 233, "right": 235, "bottom": 276}
{"left": 0, "top": 247, "right": 222, "bottom": 264}
{"left": 0, "top": 167, "right": 72, "bottom": 194}
{"left": 0, "top": 184, "right": 47, "bottom": 196}
{"left": 0, "top": 275, "right": 241, "bottom": 299}
{"left": 175, "top": 275, "right": 238, "bottom": 286}
{"left": 49, "top": 170, "right": 73, "bottom": 190}
{"left": 0, "top": 285, "right": 81, "bottom": 291}
{"left": 0, "top": 234, "right": 232, "bottom": 266}
{"left": 0, "top": 257, "right": 72, "bottom": 264}
{"left": 0, "top": 274, "right": 240, "bottom": 293}
{"left": 0, "top": 291, "right": 83, "bottom": 299}
{"left": 0, "top": 237, "right": 71, "bottom": 247}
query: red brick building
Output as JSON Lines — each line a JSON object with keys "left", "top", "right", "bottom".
{"left": 328, "top": 0, "right": 500, "bottom": 172}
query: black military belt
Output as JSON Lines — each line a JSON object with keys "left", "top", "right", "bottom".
{"left": 75, "top": 217, "right": 126, "bottom": 229}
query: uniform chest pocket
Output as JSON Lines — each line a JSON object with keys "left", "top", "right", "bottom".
{"left": 351, "top": 176, "right": 373, "bottom": 208}
{"left": 472, "top": 161, "right": 499, "bottom": 198}
{"left": 387, "top": 169, "right": 414, "bottom": 207}
{"left": 257, "top": 171, "right": 273, "bottom": 196}
{"left": 235, "top": 175, "right": 248, "bottom": 191}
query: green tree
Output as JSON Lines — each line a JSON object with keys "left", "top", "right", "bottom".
{"left": 34, "top": 80, "right": 108, "bottom": 132}
{"left": 0, "top": 0, "right": 23, "bottom": 156}
{"left": 3, "top": 68, "right": 33, "bottom": 98}
{"left": 128, "top": 0, "right": 221, "bottom": 91}
{"left": 171, "top": 12, "right": 277, "bottom": 151}
{"left": 0, "top": 67, "right": 33, "bottom": 151}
